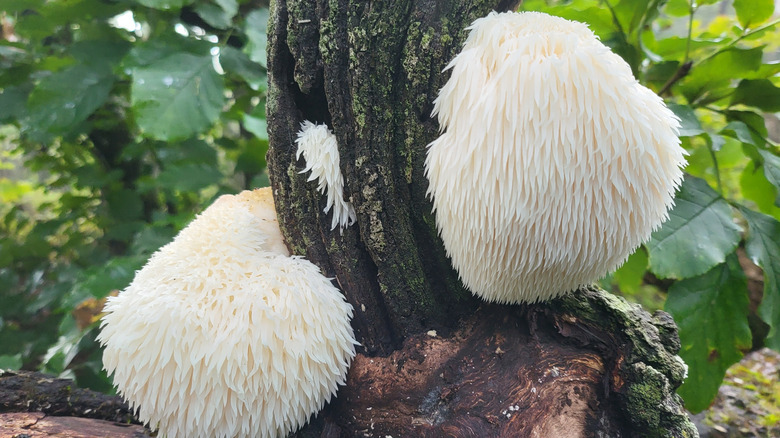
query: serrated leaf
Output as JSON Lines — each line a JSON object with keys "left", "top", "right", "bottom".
{"left": 757, "top": 149, "right": 780, "bottom": 206}
{"left": 681, "top": 47, "right": 762, "bottom": 103}
{"left": 665, "top": 254, "right": 751, "bottom": 413}
{"left": 26, "top": 64, "right": 115, "bottom": 136}
{"left": 733, "top": 0, "right": 774, "bottom": 29}
{"left": 647, "top": 175, "right": 742, "bottom": 279}
{"left": 738, "top": 206, "right": 780, "bottom": 350}
{"left": 156, "top": 162, "right": 223, "bottom": 192}
{"left": 131, "top": 52, "right": 225, "bottom": 141}
{"left": 668, "top": 104, "right": 703, "bottom": 137}
{"left": 731, "top": 79, "right": 780, "bottom": 112}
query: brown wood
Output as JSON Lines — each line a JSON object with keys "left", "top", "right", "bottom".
{"left": 0, "top": 370, "right": 150, "bottom": 437}
{"left": 0, "top": 412, "right": 148, "bottom": 438}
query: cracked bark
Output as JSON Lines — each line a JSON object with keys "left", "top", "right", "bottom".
{"left": 266, "top": 0, "right": 697, "bottom": 436}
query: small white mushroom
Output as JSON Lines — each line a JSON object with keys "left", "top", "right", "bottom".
{"left": 296, "top": 121, "right": 357, "bottom": 231}
{"left": 98, "top": 187, "right": 357, "bottom": 438}
{"left": 424, "top": 11, "right": 687, "bottom": 304}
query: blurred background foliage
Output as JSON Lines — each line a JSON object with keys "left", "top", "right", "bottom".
{"left": 0, "top": 0, "right": 778, "bottom": 419}
{"left": 0, "top": 0, "right": 270, "bottom": 392}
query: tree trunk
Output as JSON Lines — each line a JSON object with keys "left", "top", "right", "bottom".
{"left": 266, "top": 1, "right": 697, "bottom": 437}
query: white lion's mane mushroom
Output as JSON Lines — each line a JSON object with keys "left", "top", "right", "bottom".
{"left": 424, "top": 11, "right": 687, "bottom": 304}
{"left": 295, "top": 120, "right": 357, "bottom": 231}
{"left": 98, "top": 187, "right": 357, "bottom": 438}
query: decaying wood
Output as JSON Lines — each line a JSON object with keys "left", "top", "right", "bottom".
{"left": 0, "top": 370, "right": 135, "bottom": 423}
{"left": 266, "top": 1, "right": 697, "bottom": 436}
{"left": 0, "top": 370, "right": 150, "bottom": 437}
{"left": 0, "top": 412, "right": 148, "bottom": 438}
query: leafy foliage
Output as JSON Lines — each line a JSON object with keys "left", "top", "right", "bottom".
{"left": 525, "top": 0, "right": 780, "bottom": 412}
{"left": 0, "top": 0, "right": 269, "bottom": 390}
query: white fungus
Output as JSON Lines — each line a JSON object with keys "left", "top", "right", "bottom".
{"left": 295, "top": 121, "right": 357, "bottom": 231}
{"left": 98, "top": 187, "right": 357, "bottom": 438}
{"left": 424, "top": 11, "right": 687, "bottom": 304}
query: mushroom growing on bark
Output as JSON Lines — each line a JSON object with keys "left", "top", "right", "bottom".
{"left": 296, "top": 121, "right": 356, "bottom": 231}
{"left": 425, "top": 11, "right": 687, "bottom": 304}
{"left": 98, "top": 188, "right": 356, "bottom": 438}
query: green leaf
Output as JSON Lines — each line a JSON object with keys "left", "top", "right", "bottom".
{"left": 666, "top": 254, "right": 751, "bottom": 413}
{"left": 135, "top": 0, "right": 194, "bottom": 10}
{"left": 668, "top": 104, "right": 703, "bottom": 137}
{"left": 69, "top": 40, "right": 132, "bottom": 68}
{"left": 244, "top": 8, "right": 269, "bottom": 67}
{"left": 131, "top": 52, "right": 225, "bottom": 141}
{"left": 733, "top": 0, "right": 775, "bottom": 29}
{"left": 219, "top": 46, "right": 267, "bottom": 90}
{"left": 681, "top": 47, "right": 762, "bottom": 103}
{"left": 731, "top": 79, "right": 780, "bottom": 112}
{"left": 757, "top": 149, "right": 780, "bottom": 206}
{"left": 0, "top": 353, "right": 22, "bottom": 370}
{"left": 740, "top": 161, "right": 780, "bottom": 218}
{"left": 0, "top": 85, "right": 31, "bottom": 122}
{"left": 194, "top": 0, "right": 238, "bottom": 29}
{"left": 106, "top": 189, "right": 143, "bottom": 221}
{"left": 0, "top": 0, "right": 45, "bottom": 13}
{"left": 156, "top": 162, "right": 223, "bottom": 192}
{"left": 647, "top": 175, "right": 742, "bottom": 279}
{"left": 612, "top": 247, "right": 649, "bottom": 295}
{"left": 738, "top": 206, "right": 780, "bottom": 350}
{"left": 243, "top": 112, "right": 268, "bottom": 141}
{"left": 26, "top": 64, "right": 115, "bottom": 136}
{"left": 720, "top": 121, "right": 764, "bottom": 147}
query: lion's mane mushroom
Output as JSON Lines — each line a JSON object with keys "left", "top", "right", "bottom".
{"left": 424, "top": 11, "right": 687, "bottom": 304}
{"left": 296, "top": 121, "right": 356, "bottom": 231}
{"left": 98, "top": 187, "right": 357, "bottom": 438}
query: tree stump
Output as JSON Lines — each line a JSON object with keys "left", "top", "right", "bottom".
{"left": 265, "top": 0, "right": 698, "bottom": 437}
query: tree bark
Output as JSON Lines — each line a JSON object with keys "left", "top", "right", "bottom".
{"left": 266, "top": 0, "right": 697, "bottom": 437}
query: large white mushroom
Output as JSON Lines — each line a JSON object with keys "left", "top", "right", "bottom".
{"left": 425, "top": 11, "right": 687, "bottom": 304}
{"left": 98, "top": 187, "right": 356, "bottom": 438}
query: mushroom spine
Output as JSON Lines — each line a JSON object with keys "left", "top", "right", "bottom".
{"left": 296, "top": 121, "right": 357, "bottom": 231}
{"left": 424, "top": 11, "right": 687, "bottom": 304}
{"left": 98, "top": 187, "right": 357, "bottom": 438}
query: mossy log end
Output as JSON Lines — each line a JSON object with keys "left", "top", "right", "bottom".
{"left": 266, "top": 0, "right": 696, "bottom": 436}
{"left": 291, "top": 288, "right": 696, "bottom": 437}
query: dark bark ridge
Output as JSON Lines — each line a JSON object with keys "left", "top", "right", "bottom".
{"left": 266, "top": 0, "right": 697, "bottom": 436}
{"left": 0, "top": 369, "right": 136, "bottom": 424}
{"left": 267, "top": 0, "right": 516, "bottom": 354}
